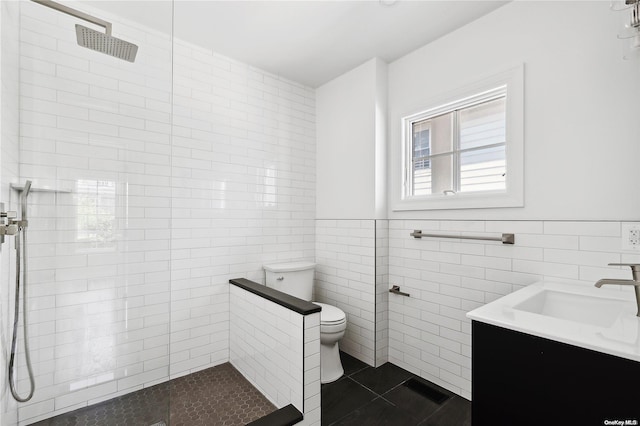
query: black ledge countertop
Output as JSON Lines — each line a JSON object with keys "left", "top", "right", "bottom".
{"left": 229, "top": 278, "right": 321, "bottom": 316}
{"left": 246, "top": 404, "right": 303, "bottom": 426}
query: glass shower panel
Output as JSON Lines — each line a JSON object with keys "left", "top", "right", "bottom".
{"left": 15, "top": 1, "right": 173, "bottom": 424}
{"left": 1, "top": 0, "right": 22, "bottom": 424}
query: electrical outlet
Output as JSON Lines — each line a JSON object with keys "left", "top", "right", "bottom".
{"left": 622, "top": 223, "right": 640, "bottom": 251}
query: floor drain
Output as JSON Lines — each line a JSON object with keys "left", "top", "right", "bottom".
{"left": 402, "top": 378, "right": 450, "bottom": 404}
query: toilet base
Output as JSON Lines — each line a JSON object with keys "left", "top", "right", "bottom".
{"left": 320, "top": 339, "right": 344, "bottom": 384}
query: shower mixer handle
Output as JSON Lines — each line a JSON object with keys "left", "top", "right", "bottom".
{"left": 0, "top": 210, "right": 19, "bottom": 238}
{"left": 1, "top": 211, "right": 16, "bottom": 219}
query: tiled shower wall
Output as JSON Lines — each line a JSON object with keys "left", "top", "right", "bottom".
{"left": 169, "top": 37, "right": 315, "bottom": 379}
{"left": 1, "top": 1, "right": 21, "bottom": 424}
{"left": 387, "top": 219, "right": 640, "bottom": 400}
{"left": 16, "top": 2, "right": 315, "bottom": 424}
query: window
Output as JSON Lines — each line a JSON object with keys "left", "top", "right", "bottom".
{"left": 407, "top": 88, "right": 506, "bottom": 197}
{"left": 395, "top": 65, "right": 524, "bottom": 211}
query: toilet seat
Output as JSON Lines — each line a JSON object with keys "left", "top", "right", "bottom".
{"left": 314, "top": 302, "right": 346, "bottom": 324}
{"left": 314, "top": 302, "right": 347, "bottom": 336}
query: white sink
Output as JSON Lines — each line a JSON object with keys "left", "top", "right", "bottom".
{"left": 467, "top": 281, "right": 640, "bottom": 363}
{"left": 512, "top": 289, "right": 628, "bottom": 328}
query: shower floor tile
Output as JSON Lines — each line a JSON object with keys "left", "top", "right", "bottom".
{"left": 32, "top": 363, "right": 276, "bottom": 426}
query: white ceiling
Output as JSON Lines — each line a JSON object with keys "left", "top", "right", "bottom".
{"left": 89, "top": 1, "right": 508, "bottom": 88}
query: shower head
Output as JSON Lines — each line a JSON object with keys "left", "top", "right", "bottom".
{"left": 75, "top": 25, "right": 138, "bottom": 63}
{"left": 30, "top": 0, "right": 138, "bottom": 63}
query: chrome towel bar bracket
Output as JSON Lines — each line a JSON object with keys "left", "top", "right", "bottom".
{"left": 410, "top": 230, "right": 515, "bottom": 245}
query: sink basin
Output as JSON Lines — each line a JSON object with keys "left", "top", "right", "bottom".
{"left": 467, "top": 280, "right": 640, "bottom": 364}
{"left": 512, "top": 289, "right": 627, "bottom": 328}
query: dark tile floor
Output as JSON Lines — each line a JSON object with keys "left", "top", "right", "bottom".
{"left": 322, "top": 352, "right": 471, "bottom": 426}
{"left": 33, "top": 363, "right": 276, "bottom": 426}
{"left": 33, "top": 353, "right": 469, "bottom": 426}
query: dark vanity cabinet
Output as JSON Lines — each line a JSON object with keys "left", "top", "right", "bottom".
{"left": 472, "top": 321, "right": 640, "bottom": 426}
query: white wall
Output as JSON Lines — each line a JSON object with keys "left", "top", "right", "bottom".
{"left": 383, "top": 0, "right": 640, "bottom": 401}
{"left": 388, "top": 1, "right": 640, "bottom": 221}
{"left": 316, "top": 58, "right": 387, "bottom": 220}
{"left": 314, "top": 0, "right": 640, "bottom": 402}
{"left": 314, "top": 54, "right": 388, "bottom": 368}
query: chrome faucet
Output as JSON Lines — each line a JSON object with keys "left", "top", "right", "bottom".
{"left": 595, "top": 263, "right": 640, "bottom": 317}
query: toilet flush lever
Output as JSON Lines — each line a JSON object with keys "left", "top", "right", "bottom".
{"left": 389, "top": 285, "right": 410, "bottom": 297}
{"left": 276, "top": 276, "right": 284, "bottom": 281}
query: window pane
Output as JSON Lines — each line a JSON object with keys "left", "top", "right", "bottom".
{"left": 413, "top": 153, "right": 454, "bottom": 196}
{"left": 459, "top": 97, "right": 506, "bottom": 151}
{"left": 413, "top": 112, "right": 453, "bottom": 156}
{"left": 412, "top": 160, "right": 432, "bottom": 195}
{"left": 412, "top": 125, "right": 430, "bottom": 170}
{"left": 459, "top": 145, "right": 506, "bottom": 193}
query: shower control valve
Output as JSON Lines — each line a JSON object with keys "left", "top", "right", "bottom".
{"left": 0, "top": 210, "right": 21, "bottom": 239}
{"left": 0, "top": 224, "right": 18, "bottom": 236}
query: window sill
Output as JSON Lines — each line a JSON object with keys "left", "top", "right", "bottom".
{"left": 392, "top": 190, "right": 523, "bottom": 211}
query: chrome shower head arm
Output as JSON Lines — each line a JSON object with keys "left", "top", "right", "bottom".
{"left": 30, "top": 0, "right": 112, "bottom": 35}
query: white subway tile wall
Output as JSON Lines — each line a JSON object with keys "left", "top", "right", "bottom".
{"left": 16, "top": 2, "right": 315, "bottom": 424}
{"left": 375, "top": 220, "right": 389, "bottom": 367}
{"left": 229, "top": 286, "right": 304, "bottom": 411}
{"left": 168, "top": 35, "right": 315, "bottom": 381}
{"left": 388, "top": 219, "right": 640, "bottom": 400}
{"left": 315, "top": 220, "right": 376, "bottom": 366}
{"left": 301, "top": 312, "right": 321, "bottom": 426}
{"left": 1, "top": 1, "right": 21, "bottom": 424}
{"left": 229, "top": 287, "right": 320, "bottom": 426}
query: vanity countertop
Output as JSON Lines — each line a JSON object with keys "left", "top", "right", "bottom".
{"left": 467, "top": 280, "right": 640, "bottom": 363}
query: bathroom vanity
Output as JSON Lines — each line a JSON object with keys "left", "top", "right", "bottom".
{"left": 468, "top": 281, "right": 640, "bottom": 426}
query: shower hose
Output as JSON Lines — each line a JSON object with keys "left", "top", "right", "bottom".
{"left": 8, "top": 213, "right": 35, "bottom": 401}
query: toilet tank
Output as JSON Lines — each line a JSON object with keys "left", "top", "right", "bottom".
{"left": 263, "top": 261, "right": 316, "bottom": 301}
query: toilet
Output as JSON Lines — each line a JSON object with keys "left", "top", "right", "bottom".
{"left": 263, "top": 261, "right": 347, "bottom": 384}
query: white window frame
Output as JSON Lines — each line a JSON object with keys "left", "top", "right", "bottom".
{"left": 393, "top": 65, "right": 524, "bottom": 211}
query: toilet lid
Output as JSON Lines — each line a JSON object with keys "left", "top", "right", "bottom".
{"left": 314, "top": 302, "right": 346, "bottom": 323}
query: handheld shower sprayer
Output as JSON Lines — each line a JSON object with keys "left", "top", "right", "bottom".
{"left": 8, "top": 180, "right": 35, "bottom": 402}
{"left": 20, "top": 180, "right": 31, "bottom": 226}
{"left": 22, "top": 180, "right": 32, "bottom": 198}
